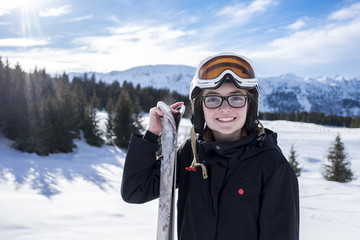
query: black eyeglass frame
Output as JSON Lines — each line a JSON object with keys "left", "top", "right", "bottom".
{"left": 202, "top": 94, "right": 248, "bottom": 109}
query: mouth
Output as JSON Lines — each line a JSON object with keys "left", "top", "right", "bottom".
{"left": 217, "top": 117, "right": 236, "bottom": 122}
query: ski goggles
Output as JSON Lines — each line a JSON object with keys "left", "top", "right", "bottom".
{"left": 190, "top": 53, "right": 258, "bottom": 99}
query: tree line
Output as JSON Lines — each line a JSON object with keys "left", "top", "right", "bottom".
{"left": 259, "top": 111, "right": 360, "bottom": 128}
{"left": 0, "top": 58, "right": 188, "bottom": 155}
{"left": 1, "top": 58, "right": 359, "bottom": 156}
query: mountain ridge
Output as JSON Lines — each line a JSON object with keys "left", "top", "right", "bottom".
{"left": 68, "top": 65, "right": 360, "bottom": 117}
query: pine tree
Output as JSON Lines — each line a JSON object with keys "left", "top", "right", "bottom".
{"left": 26, "top": 69, "right": 44, "bottom": 154}
{"left": 53, "top": 73, "right": 78, "bottom": 152}
{"left": 131, "top": 97, "right": 144, "bottom": 135}
{"left": 41, "top": 97, "right": 61, "bottom": 155}
{"left": 90, "top": 90, "right": 101, "bottom": 110}
{"left": 82, "top": 103, "right": 103, "bottom": 147}
{"left": 113, "top": 89, "right": 141, "bottom": 149}
{"left": 105, "top": 97, "right": 115, "bottom": 145}
{"left": 72, "top": 84, "right": 87, "bottom": 134}
{"left": 288, "top": 144, "right": 302, "bottom": 177}
{"left": 6, "top": 63, "right": 30, "bottom": 151}
{"left": 0, "top": 57, "right": 8, "bottom": 133}
{"left": 322, "top": 134, "right": 354, "bottom": 183}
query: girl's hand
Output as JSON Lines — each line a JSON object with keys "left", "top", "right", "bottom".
{"left": 147, "top": 102, "right": 184, "bottom": 136}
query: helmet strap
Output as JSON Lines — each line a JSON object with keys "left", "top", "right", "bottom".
{"left": 185, "top": 125, "right": 208, "bottom": 179}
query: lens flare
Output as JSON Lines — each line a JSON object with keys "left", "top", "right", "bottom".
{"left": 18, "top": 0, "right": 44, "bottom": 38}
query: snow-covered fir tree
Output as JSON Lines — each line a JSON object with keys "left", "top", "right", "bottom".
{"left": 288, "top": 144, "right": 302, "bottom": 177}
{"left": 322, "top": 134, "right": 354, "bottom": 183}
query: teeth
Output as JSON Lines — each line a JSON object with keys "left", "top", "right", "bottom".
{"left": 218, "top": 118, "right": 234, "bottom": 122}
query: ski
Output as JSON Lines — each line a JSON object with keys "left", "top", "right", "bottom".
{"left": 156, "top": 101, "right": 185, "bottom": 240}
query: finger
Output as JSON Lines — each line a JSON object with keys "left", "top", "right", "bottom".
{"left": 170, "top": 102, "right": 184, "bottom": 108}
{"left": 150, "top": 107, "right": 164, "bottom": 117}
{"left": 170, "top": 102, "right": 184, "bottom": 112}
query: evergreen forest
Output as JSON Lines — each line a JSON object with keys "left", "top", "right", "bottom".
{"left": 0, "top": 58, "right": 359, "bottom": 155}
{"left": 0, "top": 58, "right": 188, "bottom": 155}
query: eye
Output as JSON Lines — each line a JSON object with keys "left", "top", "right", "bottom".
{"left": 206, "top": 96, "right": 220, "bottom": 103}
{"left": 230, "top": 95, "right": 245, "bottom": 102}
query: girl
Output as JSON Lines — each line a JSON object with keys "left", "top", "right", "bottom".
{"left": 121, "top": 52, "right": 299, "bottom": 240}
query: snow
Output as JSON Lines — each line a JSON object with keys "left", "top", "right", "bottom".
{"left": 1, "top": 117, "right": 360, "bottom": 239}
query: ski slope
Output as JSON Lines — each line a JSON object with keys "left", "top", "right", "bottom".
{"left": 1, "top": 116, "right": 360, "bottom": 240}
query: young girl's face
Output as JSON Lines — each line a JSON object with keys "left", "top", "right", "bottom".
{"left": 202, "top": 82, "right": 248, "bottom": 142}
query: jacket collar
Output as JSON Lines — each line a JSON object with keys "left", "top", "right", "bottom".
{"left": 196, "top": 128, "right": 279, "bottom": 166}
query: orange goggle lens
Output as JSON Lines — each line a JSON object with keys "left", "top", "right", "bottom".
{"left": 198, "top": 55, "right": 255, "bottom": 80}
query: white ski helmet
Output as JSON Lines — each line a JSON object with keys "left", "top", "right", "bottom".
{"left": 189, "top": 52, "right": 260, "bottom": 135}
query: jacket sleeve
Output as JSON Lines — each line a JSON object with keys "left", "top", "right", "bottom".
{"left": 121, "top": 134, "right": 161, "bottom": 203}
{"left": 259, "top": 155, "right": 300, "bottom": 240}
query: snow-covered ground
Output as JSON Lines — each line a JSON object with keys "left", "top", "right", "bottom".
{"left": 1, "top": 116, "right": 360, "bottom": 240}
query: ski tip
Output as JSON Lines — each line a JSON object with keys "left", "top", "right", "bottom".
{"left": 157, "top": 101, "right": 170, "bottom": 112}
{"left": 176, "top": 104, "right": 185, "bottom": 116}
{"left": 157, "top": 101, "right": 185, "bottom": 117}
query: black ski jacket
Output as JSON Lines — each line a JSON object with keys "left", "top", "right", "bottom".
{"left": 121, "top": 129, "right": 299, "bottom": 240}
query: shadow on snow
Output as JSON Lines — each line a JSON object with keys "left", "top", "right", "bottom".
{"left": 0, "top": 138, "right": 125, "bottom": 198}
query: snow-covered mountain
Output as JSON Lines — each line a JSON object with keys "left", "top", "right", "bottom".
{"left": 69, "top": 65, "right": 195, "bottom": 97}
{"left": 258, "top": 73, "right": 360, "bottom": 116}
{"left": 68, "top": 65, "right": 360, "bottom": 116}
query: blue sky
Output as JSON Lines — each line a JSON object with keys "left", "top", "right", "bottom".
{"left": 0, "top": 0, "right": 360, "bottom": 78}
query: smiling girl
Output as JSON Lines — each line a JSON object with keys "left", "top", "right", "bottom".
{"left": 121, "top": 52, "right": 299, "bottom": 240}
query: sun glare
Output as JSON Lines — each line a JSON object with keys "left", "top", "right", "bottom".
{"left": 16, "top": 0, "right": 44, "bottom": 38}
{"left": 17, "top": 0, "right": 44, "bottom": 10}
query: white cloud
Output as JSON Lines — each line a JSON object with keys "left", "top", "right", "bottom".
{"left": 0, "top": 1, "right": 22, "bottom": 11}
{"left": 265, "top": 22, "right": 360, "bottom": 60}
{"left": 249, "top": 0, "right": 277, "bottom": 12}
{"left": 74, "top": 24, "right": 192, "bottom": 54}
{"left": 1, "top": 22, "right": 211, "bottom": 73}
{"left": 39, "top": 5, "right": 71, "bottom": 17}
{"left": 206, "top": 0, "right": 278, "bottom": 40}
{"left": 107, "top": 15, "right": 121, "bottom": 24}
{"left": 0, "top": 38, "right": 49, "bottom": 47}
{"left": 2, "top": 1, "right": 359, "bottom": 78}
{"left": 218, "top": 0, "right": 277, "bottom": 21}
{"left": 328, "top": 2, "right": 360, "bottom": 21}
{"left": 1, "top": 47, "right": 83, "bottom": 72}
{"left": 0, "top": 0, "right": 45, "bottom": 16}
{"left": 68, "top": 15, "right": 93, "bottom": 22}
{"left": 0, "top": 21, "right": 11, "bottom": 25}
{"left": 0, "top": 1, "right": 22, "bottom": 16}
{"left": 1, "top": 44, "right": 210, "bottom": 74}
{"left": 264, "top": 3, "right": 360, "bottom": 60}
{"left": 286, "top": 19, "right": 307, "bottom": 31}
{"left": 247, "top": 3, "right": 360, "bottom": 77}
{"left": 0, "top": 9, "right": 10, "bottom": 17}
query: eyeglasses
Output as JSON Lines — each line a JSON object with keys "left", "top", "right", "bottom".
{"left": 202, "top": 95, "right": 248, "bottom": 109}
